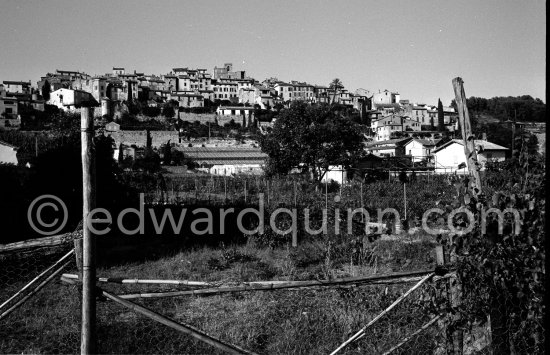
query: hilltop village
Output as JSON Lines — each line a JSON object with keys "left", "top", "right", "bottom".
{"left": 1, "top": 63, "right": 542, "bottom": 180}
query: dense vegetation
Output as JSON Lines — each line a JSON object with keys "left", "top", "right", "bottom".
{"left": 259, "top": 101, "right": 365, "bottom": 181}
{"left": 451, "top": 95, "right": 546, "bottom": 122}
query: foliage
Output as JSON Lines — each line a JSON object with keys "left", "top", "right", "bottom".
{"left": 254, "top": 108, "right": 277, "bottom": 122}
{"left": 450, "top": 95, "right": 546, "bottom": 122}
{"left": 41, "top": 80, "right": 51, "bottom": 101}
{"left": 162, "top": 140, "right": 172, "bottom": 165}
{"left": 134, "top": 148, "right": 161, "bottom": 173}
{"left": 259, "top": 101, "right": 365, "bottom": 181}
{"left": 437, "top": 98, "right": 444, "bottom": 131}
{"left": 439, "top": 131, "right": 545, "bottom": 353}
{"left": 162, "top": 102, "right": 176, "bottom": 118}
{"left": 178, "top": 106, "right": 212, "bottom": 114}
{"left": 0, "top": 130, "right": 133, "bottom": 242}
{"left": 142, "top": 105, "right": 161, "bottom": 117}
{"left": 224, "top": 119, "right": 240, "bottom": 129}
{"left": 329, "top": 78, "right": 343, "bottom": 105}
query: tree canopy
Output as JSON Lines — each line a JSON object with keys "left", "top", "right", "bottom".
{"left": 329, "top": 78, "right": 343, "bottom": 105}
{"left": 437, "top": 98, "right": 445, "bottom": 131}
{"left": 41, "top": 80, "right": 51, "bottom": 101}
{"left": 450, "top": 95, "right": 546, "bottom": 122}
{"left": 259, "top": 101, "right": 365, "bottom": 182}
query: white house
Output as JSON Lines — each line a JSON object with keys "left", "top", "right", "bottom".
{"left": 403, "top": 138, "right": 441, "bottom": 159}
{"left": 48, "top": 88, "right": 98, "bottom": 112}
{"left": 179, "top": 147, "right": 266, "bottom": 176}
{"left": 432, "top": 139, "right": 508, "bottom": 174}
{"left": 321, "top": 165, "right": 347, "bottom": 184}
{"left": 365, "top": 138, "right": 411, "bottom": 157}
{"left": 216, "top": 106, "right": 254, "bottom": 117}
{"left": 0, "top": 140, "right": 18, "bottom": 165}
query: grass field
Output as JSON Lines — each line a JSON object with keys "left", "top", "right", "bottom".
{"left": 2, "top": 174, "right": 510, "bottom": 354}
{"left": 1, "top": 232, "right": 448, "bottom": 354}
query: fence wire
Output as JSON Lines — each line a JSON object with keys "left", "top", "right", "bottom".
{"left": 0, "top": 244, "right": 81, "bottom": 354}
{"left": 92, "top": 276, "right": 450, "bottom": 354}
{"left": 0, "top": 248, "right": 544, "bottom": 354}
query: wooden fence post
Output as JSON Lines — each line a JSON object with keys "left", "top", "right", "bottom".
{"left": 453, "top": 77, "right": 510, "bottom": 354}
{"left": 435, "top": 244, "right": 453, "bottom": 353}
{"left": 81, "top": 106, "right": 96, "bottom": 354}
{"left": 452, "top": 78, "right": 482, "bottom": 196}
{"left": 293, "top": 180, "right": 297, "bottom": 207}
{"left": 74, "top": 238, "right": 83, "bottom": 279}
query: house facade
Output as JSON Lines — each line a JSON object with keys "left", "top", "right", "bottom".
{"left": 432, "top": 139, "right": 507, "bottom": 174}
{"left": 48, "top": 88, "right": 98, "bottom": 111}
{"left": 321, "top": 165, "right": 347, "bottom": 184}
{"left": 365, "top": 138, "right": 411, "bottom": 157}
{"left": 179, "top": 147, "right": 266, "bottom": 176}
{"left": 403, "top": 138, "right": 440, "bottom": 159}
{"left": 2, "top": 81, "right": 31, "bottom": 95}
{"left": 372, "top": 90, "right": 400, "bottom": 106}
{"left": 216, "top": 106, "right": 254, "bottom": 117}
{"left": 0, "top": 140, "right": 18, "bottom": 165}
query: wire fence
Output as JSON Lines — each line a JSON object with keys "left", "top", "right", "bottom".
{"left": 137, "top": 174, "right": 457, "bottom": 227}
{"left": 0, "top": 172, "right": 544, "bottom": 355}
{"left": 0, "top": 244, "right": 81, "bottom": 354}
{"left": 86, "top": 272, "right": 451, "bottom": 354}
{"left": 0, "top": 240, "right": 544, "bottom": 354}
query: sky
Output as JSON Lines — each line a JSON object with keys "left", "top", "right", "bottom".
{"left": 0, "top": 0, "right": 545, "bottom": 106}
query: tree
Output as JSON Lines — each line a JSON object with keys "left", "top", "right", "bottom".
{"left": 117, "top": 143, "right": 124, "bottom": 165}
{"left": 146, "top": 129, "right": 152, "bottom": 149}
{"left": 126, "top": 81, "right": 133, "bottom": 104}
{"left": 329, "top": 78, "right": 343, "bottom": 105}
{"left": 163, "top": 140, "right": 172, "bottom": 165}
{"left": 162, "top": 103, "right": 176, "bottom": 118}
{"left": 259, "top": 101, "right": 364, "bottom": 182}
{"left": 105, "top": 83, "right": 113, "bottom": 99}
{"left": 41, "top": 80, "right": 51, "bottom": 101}
{"left": 134, "top": 149, "right": 161, "bottom": 172}
{"left": 171, "top": 150, "right": 185, "bottom": 165}
{"left": 437, "top": 98, "right": 445, "bottom": 131}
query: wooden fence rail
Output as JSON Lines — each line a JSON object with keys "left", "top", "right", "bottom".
{"left": 330, "top": 272, "right": 436, "bottom": 355}
{"left": 100, "top": 288, "right": 258, "bottom": 355}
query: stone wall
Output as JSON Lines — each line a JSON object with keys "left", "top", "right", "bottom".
{"left": 106, "top": 130, "right": 179, "bottom": 148}
{"left": 178, "top": 112, "right": 252, "bottom": 127}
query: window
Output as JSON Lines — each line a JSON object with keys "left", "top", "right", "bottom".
{"left": 5, "top": 108, "right": 13, "bottom": 114}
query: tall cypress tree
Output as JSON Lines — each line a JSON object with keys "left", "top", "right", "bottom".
{"left": 437, "top": 98, "right": 445, "bottom": 131}
{"left": 117, "top": 143, "right": 124, "bottom": 165}
{"left": 163, "top": 140, "right": 172, "bottom": 165}
{"left": 41, "top": 80, "right": 51, "bottom": 101}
